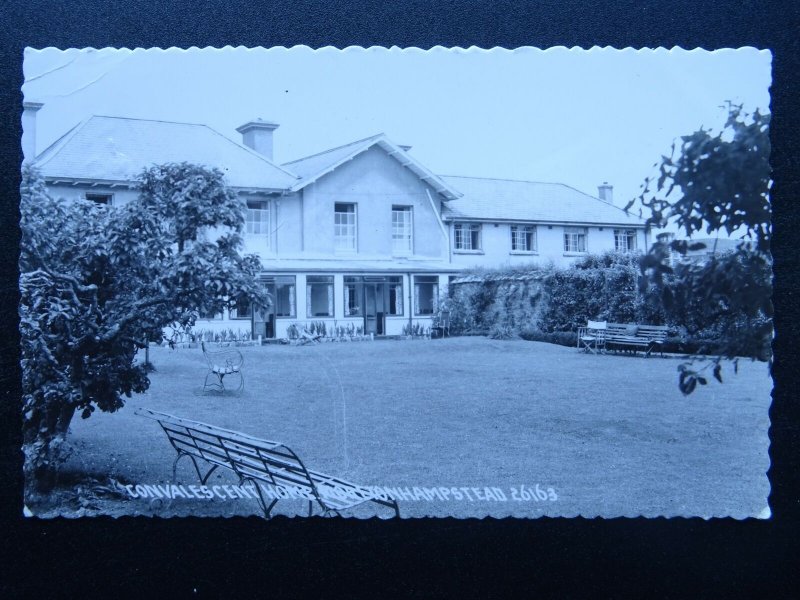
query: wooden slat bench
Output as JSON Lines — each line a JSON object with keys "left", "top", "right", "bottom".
{"left": 603, "top": 323, "right": 669, "bottom": 357}
{"left": 137, "top": 408, "right": 400, "bottom": 519}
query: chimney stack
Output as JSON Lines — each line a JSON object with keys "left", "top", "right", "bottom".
{"left": 236, "top": 119, "right": 280, "bottom": 161}
{"left": 22, "top": 101, "right": 44, "bottom": 163}
{"left": 598, "top": 182, "right": 613, "bottom": 204}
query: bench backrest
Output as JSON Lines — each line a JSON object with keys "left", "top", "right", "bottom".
{"left": 138, "top": 409, "right": 320, "bottom": 499}
{"left": 605, "top": 323, "right": 668, "bottom": 340}
{"left": 201, "top": 342, "right": 244, "bottom": 369}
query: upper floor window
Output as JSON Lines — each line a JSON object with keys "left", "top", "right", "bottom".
{"left": 246, "top": 200, "right": 271, "bottom": 239}
{"left": 511, "top": 225, "right": 537, "bottom": 252}
{"left": 454, "top": 223, "right": 481, "bottom": 251}
{"left": 392, "top": 206, "right": 413, "bottom": 255}
{"left": 614, "top": 229, "right": 637, "bottom": 252}
{"left": 85, "top": 192, "right": 113, "bottom": 205}
{"left": 564, "top": 227, "right": 588, "bottom": 253}
{"left": 334, "top": 203, "right": 357, "bottom": 252}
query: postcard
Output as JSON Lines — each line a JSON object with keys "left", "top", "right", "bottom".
{"left": 20, "top": 46, "right": 772, "bottom": 518}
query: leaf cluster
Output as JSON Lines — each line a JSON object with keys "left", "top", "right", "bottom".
{"left": 19, "top": 162, "right": 270, "bottom": 472}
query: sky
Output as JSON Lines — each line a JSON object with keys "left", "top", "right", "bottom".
{"left": 22, "top": 46, "right": 771, "bottom": 213}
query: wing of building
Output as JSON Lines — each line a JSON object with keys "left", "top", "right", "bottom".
{"left": 25, "top": 103, "right": 648, "bottom": 340}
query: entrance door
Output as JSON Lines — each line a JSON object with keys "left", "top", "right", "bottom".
{"left": 363, "top": 283, "right": 386, "bottom": 336}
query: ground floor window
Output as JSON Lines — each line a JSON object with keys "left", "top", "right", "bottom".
{"left": 343, "top": 276, "right": 404, "bottom": 316}
{"left": 232, "top": 296, "right": 252, "bottom": 320}
{"left": 344, "top": 277, "right": 363, "bottom": 316}
{"left": 414, "top": 276, "right": 439, "bottom": 315}
{"left": 198, "top": 308, "right": 223, "bottom": 320}
{"left": 387, "top": 276, "right": 403, "bottom": 316}
{"left": 274, "top": 276, "right": 296, "bottom": 318}
{"left": 614, "top": 229, "right": 637, "bottom": 252}
{"left": 307, "top": 276, "right": 334, "bottom": 317}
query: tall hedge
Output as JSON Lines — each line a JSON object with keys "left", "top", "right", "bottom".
{"left": 447, "top": 252, "right": 666, "bottom": 335}
{"left": 446, "top": 250, "right": 770, "bottom": 357}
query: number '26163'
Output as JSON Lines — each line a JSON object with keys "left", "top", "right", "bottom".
{"left": 510, "top": 485, "right": 557, "bottom": 502}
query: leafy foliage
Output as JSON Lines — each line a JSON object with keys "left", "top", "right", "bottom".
{"left": 20, "top": 164, "right": 268, "bottom": 490}
{"left": 448, "top": 252, "right": 665, "bottom": 336}
{"left": 448, "top": 245, "right": 768, "bottom": 367}
{"left": 625, "top": 104, "right": 772, "bottom": 394}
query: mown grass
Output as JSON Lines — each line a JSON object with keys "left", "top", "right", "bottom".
{"left": 53, "top": 337, "right": 771, "bottom": 519}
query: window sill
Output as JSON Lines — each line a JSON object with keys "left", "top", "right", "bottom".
{"left": 509, "top": 251, "right": 539, "bottom": 256}
{"left": 453, "top": 249, "right": 484, "bottom": 255}
{"left": 563, "top": 252, "right": 588, "bottom": 257}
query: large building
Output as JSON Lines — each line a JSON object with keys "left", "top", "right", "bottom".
{"left": 24, "top": 102, "right": 648, "bottom": 339}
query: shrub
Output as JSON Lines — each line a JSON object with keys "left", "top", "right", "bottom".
{"left": 449, "top": 249, "right": 765, "bottom": 356}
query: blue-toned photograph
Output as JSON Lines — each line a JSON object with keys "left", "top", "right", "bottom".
{"left": 19, "top": 46, "right": 772, "bottom": 518}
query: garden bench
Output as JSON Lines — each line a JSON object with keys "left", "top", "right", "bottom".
{"left": 201, "top": 342, "right": 244, "bottom": 393}
{"left": 136, "top": 409, "right": 400, "bottom": 519}
{"left": 603, "top": 323, "right": 668, "bottom": 357}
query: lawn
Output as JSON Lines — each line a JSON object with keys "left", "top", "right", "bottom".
{"left": 49, "top": 337, "right": 772, "bottom": 519}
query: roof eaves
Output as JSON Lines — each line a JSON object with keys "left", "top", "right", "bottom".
{"left": 440, "top": 215, "right": 647, "bottom": 227}
{"left": 287, "top": 136, "right": 385, "bottom": 193}
{"left": 377, "top": 139, "right": 463, "bottom": 200}
{"left": 282, "top": 133, "right": 385, "bottom": 166}
{"left": 288, "top": 134, "right": 463, "bottom": 200}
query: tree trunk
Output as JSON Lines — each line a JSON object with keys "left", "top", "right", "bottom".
{"left": 22, "top": 399, "right": 77, "bottom": 499}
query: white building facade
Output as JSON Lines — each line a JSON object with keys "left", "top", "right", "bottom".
{"left": 25, "top": 102, "right": 648, "bottom": 340}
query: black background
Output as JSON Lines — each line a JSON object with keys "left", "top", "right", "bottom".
{"left": 1, "top": 1, "right": 798, "bottom": 596}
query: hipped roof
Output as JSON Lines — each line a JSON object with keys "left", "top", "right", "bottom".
{"left": 34, "top": 115, "right": 299, "bottom": 191}
{"left": 440, "top": 175, "right": 646, "bottom": 227}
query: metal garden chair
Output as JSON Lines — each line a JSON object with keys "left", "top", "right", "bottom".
{"left": 201, "top": 341, "right": 244, "bottom": 393}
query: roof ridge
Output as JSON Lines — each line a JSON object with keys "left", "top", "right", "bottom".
{"left": 93, "top": 115, "right": 299, "bottom": 180}
{"left": 283, "top": 133, "right": 384, "bottom": 165}
{"left": 89, "top": 114, "right": 211, "bottom": 127}
{"left": 440, "top": 174, "right": 565, "bottom": 186}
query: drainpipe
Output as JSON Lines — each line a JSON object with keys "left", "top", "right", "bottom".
{"left": 407, "top": 272, "right": 413, "bottom": 333}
